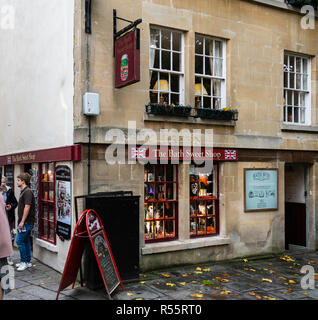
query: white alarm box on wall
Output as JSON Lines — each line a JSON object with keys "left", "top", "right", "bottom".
{"left": 83, "top": 92, "right": 100, "bottom": 116}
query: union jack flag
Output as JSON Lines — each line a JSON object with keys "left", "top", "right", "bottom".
{"left": 131, "top": 147, "right": 147, "bottom": 159}
{"left": 225, "top": 149, "right": 237, "bottom": 160}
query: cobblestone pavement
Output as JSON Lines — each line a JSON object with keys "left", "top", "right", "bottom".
{"left": 3, "top": 248, "right": 318, "bottom": 301}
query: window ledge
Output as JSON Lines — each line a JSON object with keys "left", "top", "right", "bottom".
{"left": 35, "top": 238, "right": 58, "bottom": 253}
{"left": 141, "top": 236, "right": 233, "bottom": 255}
{"left": 144, "top": 113, "right": 236, "bottom": 126}
{"left": 281, "top": 123, "right": 318, "bottom": 133}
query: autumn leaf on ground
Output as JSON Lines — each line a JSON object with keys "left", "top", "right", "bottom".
{"left": 196, "top": 267, "right": 202, "bottom": 271}
{"left": 140, "top": 281, "right": 146, "bottom": 284}
{"left": 263, "top": 296, "right": 278, "bottom": 300}
{"left": 249, "top": 291, "right": 256, "bottom": 296}
{"left": 161, "top": 273, "right": 171, "bottom": 278}
{"left": 243, "top": 258, "right": 248, "bottom": 263}
{"left": 181, "top": 274, "right": 189, "bottom": 277}
{"left": 127, "top": 292, "right": 134, "bottom": 296}
{"left": 179, "top": 282, "right": 186, "bottom": 286}
{"left": 195, "top": 271, "right": 203, "bottom": 274}
{"left": 249, "top": 268, "right": 256, "bottom": 272}
{"left": 135, "top": 298, "right": 144, "bottom": 300}
{"left": 191, "top": 281, "right": 197, "bottom": 284}
{"left": 220, "top": 290, "right": 231, "bottom": 295}
{"left": 262, "top": 278, "right": 272, "bottom": 283}
{"left": 308, "top": 260, "right": 317, "bottom": 265}
{"left": 202, "top": 280, "right": 213, "bottom": 286}
{"left": 269, "top": 270, "right": 275, "bottom": 274}
{"left": 190, "top": 293, "right": 203, "bottom": 298}
{"left": 221, "top": 273, "right": 230, "bottom": 277}
{"left": 215, "top": 277, "right": 230, "bottom": 283}
{"left": 203, "top": 268, "right": 211, "bottom": 272}
{"left": 288, "top": 280, "right": 296, "bottom": 284}
{"left": 166, "top": 282, "right": 176, "bottom": 287}
{"left": 279, "top": 276, "right": 287, "bottom": 281}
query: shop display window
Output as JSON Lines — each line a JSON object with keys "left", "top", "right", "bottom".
{"left": 190, "top": 163, "right": 219, "bottom": 237}
{"left": 39, "top": 162, "right": 56, "bottom": 244}
{"left": 144, "top": 164, "right": 178, "bottom": 242}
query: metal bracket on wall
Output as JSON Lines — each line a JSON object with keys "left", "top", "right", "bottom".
{"left": 85, "top": 0, "right": 92, "bottom": 34}
{"left": 113, "top": 9, "right": 142, "bottom": 57}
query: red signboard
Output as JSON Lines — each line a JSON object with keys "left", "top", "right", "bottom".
{"left": 129, "top": 146, "right": 238, "bottom": 161}
{"left": 0, "top": 145, "right": 82, "bottom": 166}
{"left": 56, "top": 209, "right": 123, "bottom": 300}
{"left": 115, "top": 29, "right": 140, "bottom": 88}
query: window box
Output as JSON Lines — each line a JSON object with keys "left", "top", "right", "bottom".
{"left": 146, "top": 103, "right": 192, "bottom": 117}
{"left": 195, "top": 108, "right": 238, "bottom": 121}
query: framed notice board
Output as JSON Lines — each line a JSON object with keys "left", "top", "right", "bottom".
{"left": 244, "top": 169, "right": 278, "bottom": 212}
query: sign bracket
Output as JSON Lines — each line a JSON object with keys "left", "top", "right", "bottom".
{"left": 113, "top": 9, "right": 142, "bottom": 56}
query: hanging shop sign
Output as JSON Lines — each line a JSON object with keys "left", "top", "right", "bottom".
{"left": 56, "top": 209, "right": 123, "bottom": 300}
{"left": 115, "top": 29, "right": 140, "bottom": 88}
{"left": 56, "top": 165, "right": 72, "bottom": 240}
{"left": 244, "top": 168, "right": 279, "bottom": 212}
{"left": 129, "top": 146, "right": 238, "bottom": 162}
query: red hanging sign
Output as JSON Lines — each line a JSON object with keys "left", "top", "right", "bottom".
{"left": 56, "top": 209, "right": 124, "bottom": 300}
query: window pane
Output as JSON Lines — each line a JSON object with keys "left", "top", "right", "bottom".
{"left": 303, "top": 75, "right": 308, "bottom": 91}
{"left": 287, "top": 90, "right": 292, "bottom": 105}
{"left": 287, "top": 107, "right": 293, "bottom": 122}
{"left": 284, "top": 72, "right": 288, "bottom": 88}
{"left": 207, "top": 216, "right": 215, "bottom": 234}
{"left": 154, "top": 221, "right": 164, "bottom": 239}
{"left": 213, "top": 98, "right": 221, "bottom": 109}
{"left": 145, "top": 221, "right": 153, "bottom": 240}
{"left": 150, "top": 49, "right": 160, "bottom": 69}
{"left": 172, "top": 52, "right": 181, "bottom": 71}
{"left": 215, "top": 41, "right": 223, "bottom": 57}
{"left": 296, "top": 57, "right": 301, "bottom": 73}
{"left": 172, "top": 32, "right": 181, "bottom": 51}
{"left": 205, "top": 38, "right": 213, "bottom": 56}
{"left": 150, "top": 28, "right": 160, "bottom": 49}
{"left": 289, "top": 72, "right": 295, "bottom": 89}
{"left": 203, "top": 96, "right": 211, "bottom": 108}
{"left": 49, "top": 223, "right": 54, "bottom": 241}
{"left": 197, "top": 217, "right": 206, "bottom": 235}
{"left": 195, "top": 36, "right": 203, "bottom": 54}
{"left": 161, "top": 29, "right": 171, "bottom": 50}
{"left": 195, "top": 55, "right": 203, "bottom": 74}
{"left": 162, "top": 50, "right": 171, "bottom": 70}
{"left": 154, "top": 203, "right": 164, "bottom": 219}
{"left": 203, "top": 78, "right": 211, "bottom": 96}
{"left": 165, "top": 220, "right": 175, "bottom": 238}
{"left": 303, "top": 58, "right": 308, "bottom": 74}
{"left": 171, "top": 74, "right": 180, "bottom": 93}
{"left": 294, "top": 92, "right": 299, "bottom": 106}
{"left": 165, "top": 202, "right": 175, "bottom": 218}
{"left": 294, "top": 107, "right": 299, "bottom": 123}
{"left": 190, "top": 217, "right": 196, "bottom": 235}
{"left": 49, "top": 203, "right": 54, "bottom": 220}
{"left": 213, "top": 58, "right": 223, "bottom": 77}
{"left": 171, "top": 94, "right": 180, "bottom": 105}
{"left": 289, "top": 56, "right": 295, "bottom": 72}
{"left": 296, "top": 74, "right": 301, "bottom": 90}
{"left": 300, "top": 107, "right": 306, "bottom": 124}
{"left": 213, "top": 79, "right": 221, "bottom": 97}
{"left": 205, "top": 57, "right": 212, "bottom": 75}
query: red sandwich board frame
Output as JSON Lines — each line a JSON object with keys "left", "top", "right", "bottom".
{"left": 56, "top": 209, "right": 124, "bottom": 300}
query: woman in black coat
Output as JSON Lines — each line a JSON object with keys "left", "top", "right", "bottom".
{"left": 0, "top": 176, "right": 18, "bottom": 239}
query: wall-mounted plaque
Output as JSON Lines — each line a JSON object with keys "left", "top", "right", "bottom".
{"left": 244, "top": 169, "right": 278, "bottom": 212}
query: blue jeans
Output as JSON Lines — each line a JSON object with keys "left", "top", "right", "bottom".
{"left": 16, "top": 223, "right": 33, "bottom": 263}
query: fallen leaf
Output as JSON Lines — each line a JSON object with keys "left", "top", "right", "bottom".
{"left": 181, "top": 274, "right": 189, "bottom": 277}
{"left": 243, "top": 258, "right": 248, "bottom": 263}
{"left": 140, "top": 281, "right": 146, "bottom": 284}
{"left": 308, "top": 260, "right": 316, "bottom": 265}
{"left": 179, "top": 282, "right": 186, "bottom": 286}
{"left": 135, "top": 298, "right": 143, "bottom": 300}
{"left": 196, "top": 267, "right": 202, "bottom": 271}
{"left": 191, "top": 281, "right": 197, "bottom": 284}
{"left": 195, "top": 271, "right": 203, "bottom": 274}
{"left": 289, "top": 280, "right": 296, "bottom": 284}
{"left": 210, "top": 294, "right": 218, "bottom": 297}
{"left": 190, "top": 293, "right": 203, "bottom": 298}
{"left": 221, "top": 273, "right": 230, "bottom": 277}
{"left": 220, "top": 290, "right": 231, "bottom": 295}
{"left": 202, "top": 280, "right": 213, "bottom": 286}
{"left": 249, "top": 291, "right": 256, "bottom": 296}
{"left": 203, "top": 268, "right": 211, "bottom": 272}
{"left": 269, "top": 270, "right": 275, "bottom": 274}
{"left": 166, "top": 282, "right": 176, "bottom": 287}
{"left": 263, "top": 296, "right": 278, "bottom": 300}
{"left": 161, "top": 273, "right": 171, "bottom": 278}
{"left": 262, "top": 278, "right": 272, "bottom": 283}
{"left": 255, "top": 294, "right": 262, "bottom": 299}
{"left": 304, "top": 292, "right": 309, "bottom": 296}
{"left": 249, "top": 268, "right": 256, "bottom": 272}
{"left": 127, "top": 292, "right": 134, "bottom": 296}
{"left": 279, "top": 276, "right": 287, "bottom": 281}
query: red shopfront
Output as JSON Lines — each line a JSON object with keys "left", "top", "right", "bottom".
{"left": 0, "top": 145, "right": 81, "bottom": 245}
{"left": 129, "top": 146, "right": 238, "bottom": 243}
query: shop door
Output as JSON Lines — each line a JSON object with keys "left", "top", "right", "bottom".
{"left": 285, "top": 164, "right": 307, "bottom": 249}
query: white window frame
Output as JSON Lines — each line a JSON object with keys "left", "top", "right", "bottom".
{"left": 195, "top": 34, "right": 226, "bottom": 109}
{"left": 149, "top": 26, "right": 185, "bottom": 105}
{"left": 283, "top": 52, "right": 311, "bottom": 125}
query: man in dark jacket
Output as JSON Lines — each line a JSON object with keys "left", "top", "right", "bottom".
{"left": 1, "top": 176, "right": 18, "bottom": 265}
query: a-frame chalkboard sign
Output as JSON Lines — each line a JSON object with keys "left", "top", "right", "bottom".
{"left": 56, "top": 209, "right": 124, "bottom": 300}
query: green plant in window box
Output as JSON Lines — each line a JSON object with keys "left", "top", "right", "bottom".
{"left": 146, "top": 103, "right": 192, "bottom": 117}
{"left": 196, "top": 107, "right": 238, "bottom": 121}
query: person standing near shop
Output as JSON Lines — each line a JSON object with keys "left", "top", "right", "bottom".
{"left": 0, "top": 194, "right": 13, "bottom": 300}
{"left": 16, "top": 173, "right": 35, "bottom": 272}
{"left": 0, "top": 176, "right": 18, "bottom": 266}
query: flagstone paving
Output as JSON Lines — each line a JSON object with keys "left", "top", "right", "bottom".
{"left": 4, "top": 248, "right": 318, "bottom": 300}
